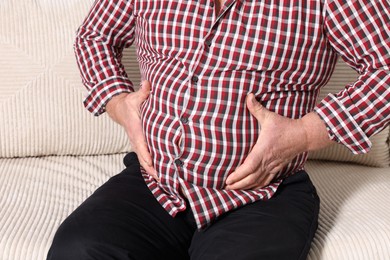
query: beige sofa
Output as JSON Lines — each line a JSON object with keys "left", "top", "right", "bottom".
{"left": 0, "top": 1, "right": 389, "bottom": 259}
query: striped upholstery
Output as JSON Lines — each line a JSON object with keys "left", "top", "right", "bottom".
{"left": 0, "top": 154, "right": 126, "bottom": 260}
{"left": 1, "top": 157, "right": 389, "bottom": 260}
{"left": 0, "top": 0, "right": 133, "bottom": 158}
{"left": 306, "top": 161, "right": 390, "bottom": 260}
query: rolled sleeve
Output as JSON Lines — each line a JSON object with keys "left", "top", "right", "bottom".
{"left": 83, "top": 76, "right": 134, "bottom": 116}
{"left": 314, "top": 92, "right": 372, "bottom": 154}
{"left": 74, "top": 0, "right": 137, "bottom": 115}
{"left": 317, "top": 0, "right": 390, "bottom": 154}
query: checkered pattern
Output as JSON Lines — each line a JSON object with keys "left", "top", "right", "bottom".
{"left": 74, "top": 0, "right": 390, "bottom": 229}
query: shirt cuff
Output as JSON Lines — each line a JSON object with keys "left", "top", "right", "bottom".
{"left": 83, "top": 76, "right": 135, "bottom": 116}
{"left": 314, "top": 94, "right": 372, "bottom": 154}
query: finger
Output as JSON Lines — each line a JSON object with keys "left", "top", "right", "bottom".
{"left": 132, "top": 139, "right": 158, "bottom": 180}
{"left": 253, "top": 167, "right": 281, "bottom": 189}
{"left": 226, "top": 169, "right": 278, "bottom": 190}
{"left": 225, "top": 158, "right": 282, "bottom": 190}
{"left": 125, "top": 115, "right": 158, "bottom": 181}
{"left": 246, "top": 93, "right": 267, "bottom": 122}
{"left": 140, "top": 160, "right": 158, "bottom": 181}
{"left": 134, "top": 139, "right": 153, "bottom": 166}
{"left": 225, "top": 175, "right": 254, "bottom": 190}
{"left": 225, "top": 171, "right": 265, "bottom": 190}
{"left": 225, "top": 158, "right": 257, "bottom": 186}
{"left": 263, "top": 167, "right": 282, "bottom": 185}
{"left": 138, "top": 80, "right": 151, "bottom": 100}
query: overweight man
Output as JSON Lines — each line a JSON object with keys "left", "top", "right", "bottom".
{"left": 47, "top": 0, "right": 390, "bottom": 259}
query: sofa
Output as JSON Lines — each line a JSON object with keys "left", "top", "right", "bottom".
{"left": 0, "top": 0, "right": 389, "bottom": 259}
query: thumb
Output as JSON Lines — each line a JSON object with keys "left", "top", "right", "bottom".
{"left": 246, "top": 93, "right": 267, "bottom": 122}
{"left": 138, "top": 80, "right": 151, "bottom": 99}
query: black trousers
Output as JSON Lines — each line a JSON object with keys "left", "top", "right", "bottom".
{"left": 47, "top": 152, "right": 319, "bottom": 260}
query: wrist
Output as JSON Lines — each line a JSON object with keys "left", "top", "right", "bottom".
{"left": 301, "top": 112, "right": 334, "bottom": 152}
{"left": 106, "top": 93, "right": 129, "bottom": 113}
{"left": 105, "top": 93, "right": 130, "bottom": 125}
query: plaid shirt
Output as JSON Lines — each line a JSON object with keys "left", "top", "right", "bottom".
{"left": 74, "top": 0, "right": 390, "bottom": 229}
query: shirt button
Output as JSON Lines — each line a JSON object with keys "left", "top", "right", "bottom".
{"left": 205, "top": 40, "right": 212, "bottom": 47}
{"left": 210, "top": 1, "right": 215, "bottom": 7}
{"left": 175, "top": 159, "right": 184, "bottom": 167}
{"left": 180, "top": 117, "right": 189, "bottom": 124}
{"left": 191, "top": 75, "right": 199, "bottom": 84}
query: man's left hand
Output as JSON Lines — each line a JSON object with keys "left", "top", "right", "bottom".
{"left": 225, "top": 93, "right": 332, "bottom": 190}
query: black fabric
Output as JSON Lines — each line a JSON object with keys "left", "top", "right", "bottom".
{"left": 189, "top": 169, "right": 320, "bottom": 260}
{"left": 47, "top": 152, "right": 319, "bottom": 260}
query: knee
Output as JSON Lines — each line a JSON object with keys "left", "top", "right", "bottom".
{"left": 46, "top": 218, "right": 94, "bottom": 260}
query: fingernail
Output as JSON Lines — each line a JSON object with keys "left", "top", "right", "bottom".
{"left": 251, "top": 94, "right": 257, "bottom": 104}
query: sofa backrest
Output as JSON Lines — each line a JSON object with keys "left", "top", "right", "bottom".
{"left": 0, "top": 0, "right": 389, "bottom": 167}
{"left": 0, "top": 0, "right": 133, "bottom": 157}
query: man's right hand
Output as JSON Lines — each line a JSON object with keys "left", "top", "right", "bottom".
{"left": 106, "top": 80, "right": 158, "bottom": 180}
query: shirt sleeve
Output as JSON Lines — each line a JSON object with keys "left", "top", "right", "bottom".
{"left": 74, "top": 0, "right": 137, "bottom": 116}
{"left": 314, "top": 0, "right": 390, "bottom": 154}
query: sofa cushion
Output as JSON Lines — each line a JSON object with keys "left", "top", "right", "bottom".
{"left": 1, "top": 157, "right": 389, "bottom": 260}
{"left": 0, "top": 154, "right": 126, "bottom": 260}
{"left": 305, "top": 161, "right": 390, "bottom": 260}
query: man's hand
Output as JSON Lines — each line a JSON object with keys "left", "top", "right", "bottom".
{"left": 225, "top": 93, "right": 333, "bottom": 190}
{"left": 106, "top": 80, "right": 158, "bottom": 180}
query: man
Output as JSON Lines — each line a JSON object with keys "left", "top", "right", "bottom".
{"left": 47, "top": 0, "right": 390, "bottom": 259}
